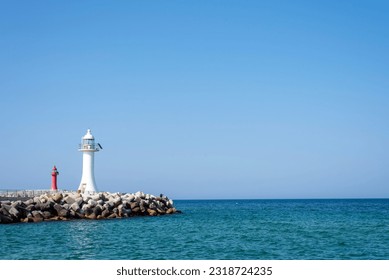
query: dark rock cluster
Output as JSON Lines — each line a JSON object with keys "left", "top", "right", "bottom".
{"left": 0, "top": 191, "right": 180, "bottom": 224}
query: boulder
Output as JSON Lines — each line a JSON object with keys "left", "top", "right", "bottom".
{"left": 122, "top": 208, "right": 132, "bottom": 217}
{"left": 130, "top": 202, "right": 139, "bottom": 209}
{"left": 91, "top": 193, "right": 101, "bottom": 201}
{"left": 26, "top": 204, "right": 35, "bottom": 212}
{"left": 147, "top": 209, "right": 157, "bottom": 216}
{"left": 70, "top": 202, "right": 80, "bottom": 212}
{"left": 0, "top": 213, "right": 13, "bottom": 224}
{"left": 54, "top": 204, "right": 69, "bottom": 218}
{"left": 148, "top": 202, "right": 157, "bottom": 210}
{"left": 125, "top": 194, "right": 135, "bottom": 202}
{"left": 35, "top": 202, "right": 52, "bottom": 211}
{"left": 101, "top": 209, "right": 110, "bottom": 218}
{"left": 97, "top": 199, "right": 104, "bottom": 206}
{"left": 105, "top": 201, "right": 115, "bottom": 210}
{"left": 107, "top": 213, "right": 117, "bottom": 219}
{"left": 117, "top": 204, "right": 122, "bottom": 214}
{"left": 32, "top": 210, "right": 45, "bottom": 222}
{"left": 140, "top": 204, "right": 146, "bottom": 213}
{"left": 32, "top": 216, "right": 44, "bottom": 223}
{"left": 64, "top": 195, "right": 76, "bottom": 205}
{"left": 62, "top": 204, "right": 70, "bottom": 210}
{"left": 88, "top": 199, "right": 97, "bottom": 207}
{"left": 41, "top": 211, "right": 53, "bottom": 219}
{"left": 112, "top": 197, "right": 122, "bottom": 207}
{"left": 135, "top": 191, "right": 145, "bottom": 199}
{"left": 75, "top": 197, "right": 84, "bottom": 206}
{"left": 93, "top": 205, "right": 103, "bottom": 216}
{"left": 32, "top": 210, "right": 44, "bottom": 218}
{"left": 69, "top": 210, "right": 77, "bottom": 218}
{"left": 11, "top": 200, "right": 23, "bottom": 208}
{"left": 82, "top": 195, "right": 91, "bottom": 203}
{"left": 86, "top": 213, "right": 97, "bottom": 219}
{"left": 75, "top": 212, "right": 85, "bottom": 219}
{"left": 51, "top": 193, "right": 63, "bottom": 203}
{"left": 8, "top": 207, "right": 20, "bottom": 219}
{"left": 16, "top": 205, "right": 29, "bottom": 217}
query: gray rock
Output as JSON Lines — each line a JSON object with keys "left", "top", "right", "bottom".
{"left": 118, "top": 204, "right": 123, "bottom": 217}
{"left": 11, "top": 201, "right": 23, "bottom": 208}
{"left": 51, "top": 193, "right": 63, "bottom": 203}
{"left": 62, "top": 203, "right": 70, "bottom": 210}
{"left": 64, "top": 196, "right": 76, "bottom": 205}
{"left": 26, "top": 204, "right": 35, "bottom": 212}
{"left": 93, "top": 205, "right": 103, "bottom": 216}
{"left": 82, "top": 195, "right": 91, "bottom": 203}
{"left": 97, "top": 199, "right": 104, "bottom": 206}
{"left": 105, "top": 201, "right": 115, "bottom": 210}
{"left": 86, "top": 213, "right": 97, "bottom": 219}
{"left": 91, "top": 194, "right": 101, "bottom": 201}
{"left": 32, "top": 216, "right": 44, "bottom": 223}
{"left": 36, "top": 202, "right": 52, "bottom": 211}
{"left": 88, "top": 199, "right": 97, "bottom": 207}
{"left": 125, "top": 194, "right": 135, "bottom": 202}
{"left": 112, "top": 197, "right": 122, "bottom": 207}
{"left": 135, "top": 191, "right": 145, "bottom": 198}
{"left": 70, "top": 202, "right": 80, "bottom": 212}
{"left": 107, "top": 213, "right": 117, "bottom": 219}
{"left": 32, "top": 210, "right": 44, "bottom": 220}
{"left": 76, "top": 212, "right": 85, "bottom": 219}
{"left": 148, "top": 202, "right": 157, "bottom": 210}
{"left": 0, "top": 213, "right": 13, "bottom": 224}
{"left": 122, "top": 208, "right": 131, "bottom": 217}
{"left": 41, "top": 211, "right": 52, "bottom": 219}
{"left": 69, "top": 210, "right": 77, "bottom": 218}
{"left": 147, "top": 209, "right": 157, "bottom": 216}
{"left": 54, "top": 204, "right": 68, "bottom": 218}
{"left": 101, "top": 209, "right": 110, "bottom": 218}
{"left": 8, "top": 207, "right": 20, "bottom": 218}
{"left": 130, "top": 202, "right": 139, "bottom": 209}
{"left": 75, "top": 197, "right": 84, "bottom": 206}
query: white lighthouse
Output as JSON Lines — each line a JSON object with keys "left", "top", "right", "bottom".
{"left": 78, "top": 129, "right": 102, "bottom": 194}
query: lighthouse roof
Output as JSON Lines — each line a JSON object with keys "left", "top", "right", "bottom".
{"left": 82, "top": 129, "right": 95, "bottom": 140}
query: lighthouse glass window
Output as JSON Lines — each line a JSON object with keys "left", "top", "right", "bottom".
{"left": 83, "top": 139, "right": 94, "bottom": 149}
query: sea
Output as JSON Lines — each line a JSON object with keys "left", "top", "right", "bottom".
{"left": 1, "top": 199, "right": 389, "bottom": 260}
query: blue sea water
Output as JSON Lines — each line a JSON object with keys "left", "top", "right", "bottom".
{"left": 1, "top": 199, "right": 389, "bottom": 260}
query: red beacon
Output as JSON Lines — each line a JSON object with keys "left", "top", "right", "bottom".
{"left": 51, "top": 165, "right": 59, "bottom": 191}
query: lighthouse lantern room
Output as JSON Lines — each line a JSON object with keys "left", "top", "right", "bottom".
{"left": 78, "top": 129, "right": 102, "bottom": 194}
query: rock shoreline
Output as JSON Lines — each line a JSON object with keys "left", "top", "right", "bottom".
{"left": 0, "top": 191, "right": 180, "bottom": 224}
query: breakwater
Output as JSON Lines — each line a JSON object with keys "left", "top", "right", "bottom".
{"left": 0, "top": 191, "right": 180, "bottom": 224}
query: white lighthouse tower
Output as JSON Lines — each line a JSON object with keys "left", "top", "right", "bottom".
{"left": 78, "top": 129, "right": 102, "bottom": 194}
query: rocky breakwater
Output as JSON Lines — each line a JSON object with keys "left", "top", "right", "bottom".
{"left": 0, "top": 191, "right": 180, "bottom": 224}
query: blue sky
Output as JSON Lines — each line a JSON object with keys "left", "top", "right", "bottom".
{"left": 0, "top": 0, "right": 388, "bottom": 199}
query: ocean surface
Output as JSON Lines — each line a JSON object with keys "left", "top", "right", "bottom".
{"left": 1, "top": 199, "right": 389, "bottom": 260}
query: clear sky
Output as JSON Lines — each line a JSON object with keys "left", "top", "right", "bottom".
{"left": 0, "top": 0, "right": 388, "bottom": 199}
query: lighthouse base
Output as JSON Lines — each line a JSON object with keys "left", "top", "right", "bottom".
{"left": 78, "top": 183, "right": 98, "bottom": 194}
